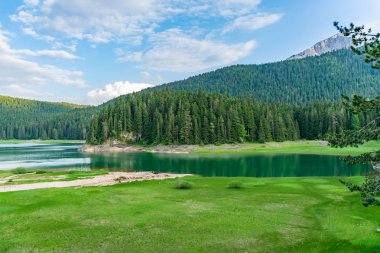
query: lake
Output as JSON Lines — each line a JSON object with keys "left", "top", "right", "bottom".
{"left": 0, "top": 142, "right": 373, "bottom": 177}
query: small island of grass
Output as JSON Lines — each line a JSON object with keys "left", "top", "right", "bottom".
{"left": 81, "top": 140, "right": 380, "bottom": 156}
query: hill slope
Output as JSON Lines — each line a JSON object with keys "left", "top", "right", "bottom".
{"left": 156, "top": 49, "right": 380, "bottom": 103}
{"left": 0, "top": 96, "right": 97, "bottom": 140}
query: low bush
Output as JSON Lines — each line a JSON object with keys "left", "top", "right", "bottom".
{"left": 228, "top": 182, "right": 243, "bottom": 189}
{"left": 175, "top": 180, "right": 193, "bottom": 189}
{"left": 11, "top": 167, "right": 28, "bottom": 174}
{"left": 339, "top": 178, "right": 361, "bottom": 192}
{"left": 35, "top": 170, "right": 48, "bottom": 174}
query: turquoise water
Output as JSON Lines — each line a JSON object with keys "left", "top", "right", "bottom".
{"left": 0, "top": 142, "right": 372, "bottom": 177}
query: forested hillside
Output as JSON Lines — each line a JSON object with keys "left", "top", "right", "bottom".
{"left": 157, "top": 49, "right": 380, "bottom": 103}
{"left": 88, "top": 90, "right": 367, "bottom": 145}
{"left": 3, "top": 49, "right": 380, "bottom": 141}
{"left": 0, "top": 95, "right": 97, "bottom": 140}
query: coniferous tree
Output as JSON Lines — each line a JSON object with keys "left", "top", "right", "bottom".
{"left": 330, "top": 22, "right": 380, "bottom": 206}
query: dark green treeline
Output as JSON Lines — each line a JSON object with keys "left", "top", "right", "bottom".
{"left": 0, "top": 95, "right": 97, "bottom": 140}
{"left": 88, "top": 90, "right": 366, "bottom": 145}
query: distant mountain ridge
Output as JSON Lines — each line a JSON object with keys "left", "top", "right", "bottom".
{"left": 0, "top": 95, "right": 87, "bottom": 109}
{"left": 0, "top": 95, "right": 97, "bottom": 140}
{"left": 288, "top": 33, "right": 352, "bottom": 60}
{"left": 155, "top": 49, "right": 380, "bottom": 104}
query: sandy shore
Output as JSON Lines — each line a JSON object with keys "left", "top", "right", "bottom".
{"left": 80, "top": 144, "right": 145, "bottom": 153}
{"left": 0, "top": 172, "right": 190, "bottom": 193}
{"left": 80, "top": 144, "right": 199, "bottom": 154}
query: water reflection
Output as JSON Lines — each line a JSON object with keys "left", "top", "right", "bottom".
{"left": 0, "top": 142, "right": 372, "bottom": 177}
{"left": 89, "top": 152, "right": 371, "bottom": 177}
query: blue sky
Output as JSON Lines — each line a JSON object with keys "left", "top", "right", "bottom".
{"left": 0, "top": 0, "right": 379, "bottom": 105}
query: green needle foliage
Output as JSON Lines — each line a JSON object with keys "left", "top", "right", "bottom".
{"left": 334, "top": 22, "right": 380, "bottom": 69}
{"left": 330, "top": 22, "right": 380, "bottom": 206}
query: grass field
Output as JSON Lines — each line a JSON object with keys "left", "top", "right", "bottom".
{"left": 0, "top": 176, "right": 379, "bottom": 253}
{"left": 192, "top": 140, "right": 380, "bottom": 156}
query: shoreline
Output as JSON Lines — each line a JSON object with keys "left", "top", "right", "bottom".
{"left": 79, "top": 140, "right": 380, "bottom": 156}
{"left": 79, "top": 144, "right": 199, "bottom": 154}
{"left": 0, "top": 171, "right": 190, "bottom": 193}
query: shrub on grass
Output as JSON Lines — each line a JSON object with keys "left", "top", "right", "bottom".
{"left": 175, "top": 180, "right": 193, "bottom": 189}
{"left": 339, "top": 178, "right": 361, "bottom": 192}
{"left": 35, "top": 170, "right": 48, "bottom": 174}
{"left": 11, "top": 167, "right": 28, "bottom": 174}
{"left": 228, "top": 182, "right": 243, "bottom": 189}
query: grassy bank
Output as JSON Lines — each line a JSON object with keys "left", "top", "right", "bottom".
{"left": 192, "top": 140, "right": 380, "bottom": 155}
{"left": 0, "top": 176, "right": 379, "bottom": 252}
{"left": 0, "top": 169, "right": 107, "bottom": 185}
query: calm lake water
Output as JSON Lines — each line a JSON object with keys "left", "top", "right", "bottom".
{"left": 0, "top": 142, "right": 373, "bottom": 177}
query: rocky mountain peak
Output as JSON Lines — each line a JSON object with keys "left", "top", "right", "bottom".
{"left": 288, "top": 33, "right": 352, "bottom": 60}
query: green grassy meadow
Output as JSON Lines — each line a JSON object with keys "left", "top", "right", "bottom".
{"left": 0, "top": 176, "right": 379, "bottom": 253}
{"left": 192, "top": 140, "right": 380, "bottom": 156}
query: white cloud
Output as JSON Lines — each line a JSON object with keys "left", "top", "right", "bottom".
{"left": 117, "top": 51, "right": 142, "bottom": 62}
{"left": 11, "top": 0, "right": 268, "bottom": 44}
{"left": 23, "top": 0, "right": 40, "bottom": 7}
{"left": 87, "top": 81, "right": 154, "bottom": 104}
{"left": 0, "top": 54, "right": 85, "bottom": 87}
{"left": 156, "top": 75, "right": 164, "bottom": 83}
{"left": 15, "top": 49, "right": 77, "bottom": 59}
{"left": 141, "top": 71, "right": 151, "bottom": 79}
{"left": 2, "top": 28, "right": 76, "bottom": 59}
{"left": 53, "top": 41, "right": 77, "bottom": 52}
{"left": 223, "top": 13, "right": 284, "bottom": 33}
{"left": 0, "top": 27, "right": 86, "bottom": 95}
{"left": 2, "top": 84, "right": 52, "bottom": 100}
{"left": 118, "top": 29, "right": 256, "bottom": 72}
{"left": 11, "top": 0, "right": 166, "bottom": 43}
{"left": 22, "top": 27, "right": 38, "bottom": 37}
{"left": 10, "top": 0, "right": 280, "bottom": 74}
{"left": 217, "top": 0, "right": 261, "bottom": 17}
{"left": 22, "top": 27, "right": 55, "bottom": 42}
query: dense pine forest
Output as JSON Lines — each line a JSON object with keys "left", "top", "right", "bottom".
{"left": 1, "top": 49, "right": 379, "bottom": 141}
{"left": 0, "top": 95, "right": 97, "bottom": 140}
{"left": 87, "top": 90, "right": 368, "bottom": 145}
{"left": 157, "top": 49, "right": 380, "bottom": 103}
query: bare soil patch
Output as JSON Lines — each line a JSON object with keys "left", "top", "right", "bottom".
{"left": 0, "top": 172, "right": 190, "bottom": 192}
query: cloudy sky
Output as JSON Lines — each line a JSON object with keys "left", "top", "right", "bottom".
{"left": 0, "top": 0, "right": 379, "bottom": 104}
